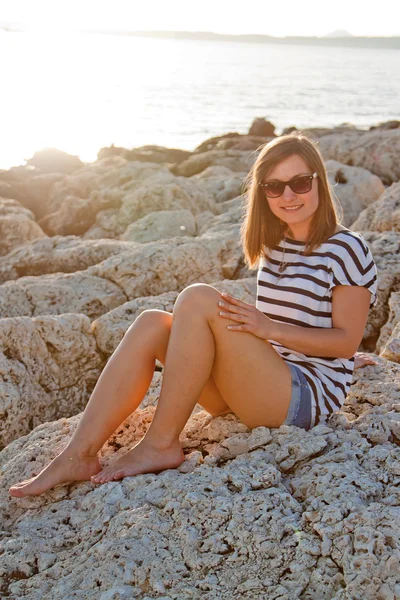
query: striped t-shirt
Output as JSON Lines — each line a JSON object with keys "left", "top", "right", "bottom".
{"left": 256, "top": 229, "right": 378, "bottom": 428}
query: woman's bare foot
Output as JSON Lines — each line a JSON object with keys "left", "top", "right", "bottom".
{"left": 354, "top": 352, "right": 378, "bottom": 369}
{"left": 9, "top": 449, "right": 101, "bottom": 498}
{"left": 91, "top": 437, "right": 184, "bottom": 484}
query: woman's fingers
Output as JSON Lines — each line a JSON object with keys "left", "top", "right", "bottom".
{"left": 218, "top": 294, "right": 255, "bottom": 333}
{"left": 219, "top": 294, "right": 252, "bottom": 315}
{"left": 218, "top": 301, "right": 244, "bottom": 315}
{"left": 220, "top": 292, "right": 248, "bottom": 308}
{"left": 219, "top": 310, "right": 249, "bottom": 322}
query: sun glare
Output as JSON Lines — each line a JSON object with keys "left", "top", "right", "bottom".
{"left": 0, "top": 30, "right": 183, "bottom": 168}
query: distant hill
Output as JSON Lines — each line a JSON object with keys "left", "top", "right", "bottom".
{"left": 322, "top": 29, "right": 354, "bottom": 38}
{"left": 1, "top": 25, "right": 399, "bottom": 49}
{"left": 110, "top": 30, "right": 400, "bottom": 50}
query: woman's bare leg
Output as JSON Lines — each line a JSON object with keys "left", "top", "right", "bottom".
{"left": 92, "top": 283, "right": 293, "bottom": 484}
{"left": 9, "top": 309, "right": 229, "bottom": 497}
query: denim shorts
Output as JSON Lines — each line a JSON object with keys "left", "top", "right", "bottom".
{"left": 282, "top": 363, "right": 312, "bottom": 431}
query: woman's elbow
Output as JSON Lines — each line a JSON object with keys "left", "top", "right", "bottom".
{"left": 342, "top": 350, "right": 356, "bottom": 360}
{"left": 339, "top": 330, "right": 364, "bottom": 360}
{"left": 341, "top": 341, "right": 360, "bottom": 360}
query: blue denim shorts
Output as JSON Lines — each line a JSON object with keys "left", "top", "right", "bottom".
{"left": 282, "top": 363, "right": 312, "bottom": 431}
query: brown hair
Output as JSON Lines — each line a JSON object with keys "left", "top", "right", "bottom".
{"left": 239, "top": 132, "right": 342, "bottom": 269}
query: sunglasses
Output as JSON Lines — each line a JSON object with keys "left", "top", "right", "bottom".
{"left": 260, "top": 172, "right": 318, "bottom": 198}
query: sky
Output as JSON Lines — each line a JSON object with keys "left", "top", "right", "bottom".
{"left": 1, "top": 0, "right": 399, "bottom": 37}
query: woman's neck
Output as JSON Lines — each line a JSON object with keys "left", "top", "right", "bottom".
{"left": 284, "top": 223, "right": 346, "bottom": 242}
{"left": 283, "top": 228, "right": 309, "bottom": 242}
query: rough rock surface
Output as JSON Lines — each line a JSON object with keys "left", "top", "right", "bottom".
{"left": 285, "top": 124, "right": 367, "bottom": 138}
{"left": 37, "top": 158, "right": 170, "bottom": 236}
{"left": 104, "top": 177, "right": 216, "bottom": 240}
{"left": 0, "top": 198, "right": 47, "bottom": 257}
{"left": 0, "top": 229, "right": 241, "bottom": 320}
{"left": 0, "top": 314, "right": 104, "bottom": 448}
{"left": 3, "top": 173, "right": 66, "bottom": 220}
{"left": 97, "top": 143, "right": 192, "bottom": 165}
{"left": 192, "top": 133, "right": 272, "bottom": 154}
{"left": 196, "top": 203, "right": 245, "bottom": 237}
{"left": 26, "top": 148, "right": 84, "bottom": 174}
{"left": 38, "top": 189, "right": 124, "bottom": 237}
{"left": 377, "top": 291, "right": 400, "bottom": 350}
{"left": 88, "top": 229, "right": 242, "bottom": 303}
{"left": 0, "top": 271, "right": 128, "bottom": 320}
{"left": 376, "top": 292, "right": 400, "bottom": 363}
{"left": 319, "top": 128, "right": 400, "bottom": 184}
{"left": 1, "top": 358, "right": 399, "bottom": 599}
{"left": 82, "top": 174, "right": 218, "bottom": 240}
{"left": 121, "top": 209, "right": 196, "bottom": 243}
{"left": 325, "top": 159, "right": 385, "bottom": 226}
{"left": 44, "top": 158, "right": 167, "bottom": 213}
{"left": 173, "top": 148, "right": 257, "bottom": 177}
{"left": 249, "top": 118, "right": 276, "bottom": 137}
{"left": 39, "top": 159, "right": 218, "bottom": 239}
{"left": 0, "top": 236, "right": 135, "bottom": 285}
{"left": 381, "top": 322, "right": 400, "bottom": 363}
{"left": 351, "top": 181, "right": 400, "bottom": 232}
{"left": 190, "top": 166, "right": 247, "bottom": 204}
{"left": 357, "top": 231, "right": 400, "bottom": 349}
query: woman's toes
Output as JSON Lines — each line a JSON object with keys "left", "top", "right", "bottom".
{"left": 92, "top": 471, "right": 112, "bottom": 484}
{"left": 103, "top": 471, "right": 118, "bottom": 483}
{"left": 91, "top": 462, "right": 124, "bottom": 483}
{"left": 91, "top": 468, "right": 122, "bottom": 484}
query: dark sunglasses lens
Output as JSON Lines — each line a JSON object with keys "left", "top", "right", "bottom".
{"left": 263, "top": 175, "right": 313, "bottom": 197}
{"left": 264, "top": 182, "right": 284, "bottom": 197}
{"left": 291, "top": 176, "right": 312, "bottom": 194}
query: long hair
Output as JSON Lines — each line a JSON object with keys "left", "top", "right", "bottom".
{"left": 239, "top": 132, "right": 342, "bottom": 269}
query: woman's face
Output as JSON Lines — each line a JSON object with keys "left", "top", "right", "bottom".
{"left": 263, "top": 154, "right": 319, "bottom": 238}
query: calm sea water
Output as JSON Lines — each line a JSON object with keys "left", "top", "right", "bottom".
{"left": 1, "top": 31, "right": 399, "bottom": 169}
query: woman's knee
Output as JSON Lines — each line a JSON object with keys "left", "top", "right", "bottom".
{"left": 125, "top": 309, "right": 171, "bottom": 339}
{"left": 121, "top": 309, "right": 172, "bottom": 360}
{"left": 175, "top": 284, "right": 219, "bottom": 313}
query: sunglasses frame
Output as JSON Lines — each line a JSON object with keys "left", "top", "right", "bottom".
{"left": 260, "top": 172, "right": 318, "bottom": 198}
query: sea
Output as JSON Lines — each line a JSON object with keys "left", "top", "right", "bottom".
{"left": 1, "top": 31, "right": 399, "bottom": 170}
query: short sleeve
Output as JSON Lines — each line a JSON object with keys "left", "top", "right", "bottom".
{"left": 328, "top": 233, "right": 378, "bottom": 309}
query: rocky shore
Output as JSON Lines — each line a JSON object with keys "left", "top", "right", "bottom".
{"left": 0, "top": 119, "right": 399, "bottom": 599}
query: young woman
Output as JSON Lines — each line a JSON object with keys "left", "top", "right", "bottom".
{"left": 9, "top": 133, "right": 378, "bottom": 497}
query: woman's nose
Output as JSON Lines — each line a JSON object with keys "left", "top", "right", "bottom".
{"left": 282, "top": 185, "right": 297, "bottom": 201}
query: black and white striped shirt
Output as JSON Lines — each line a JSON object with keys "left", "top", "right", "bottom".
{"left": 256, "top": 229, "right": 378, "bottom": 428}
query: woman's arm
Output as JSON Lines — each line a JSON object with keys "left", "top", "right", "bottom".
{"left": 270, "top": 285, "right": 372, "bottom": 359}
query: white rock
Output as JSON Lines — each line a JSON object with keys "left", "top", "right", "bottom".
{"left": 325, "top": 159, "right": 385, "bottom": 226}
{"left": 0, "top": 197, "right": 46, "bottom": 256}
{"left": 319, "top": 128, "right": 400, "bottom": 185}
{"left": 0, "top": 314, "right": 104, "bottom": 446}
{"left": 0, "top": 235, "right": 133, "bottom": 284}
{"left": 377, "top": 291, "right": 400, "bottom": 357}
{"left": 121, "top": 209, "right": 196, "bottom": 243}
{"left": 351, "top": 181, "right": 400, "bottom": 232}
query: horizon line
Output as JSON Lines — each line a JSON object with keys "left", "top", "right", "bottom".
{"left": 1, "top": 26, "right": 400, "bottom": 38}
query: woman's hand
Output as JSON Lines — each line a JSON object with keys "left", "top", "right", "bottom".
{"left": 218, "top": 292, "right": 278, "bottom": 340}
{"left": 354, "top": 352, "right": 378, "bottom": 369}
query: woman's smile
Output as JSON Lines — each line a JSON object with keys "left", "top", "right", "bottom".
{"left": 281, "top": 204, "right": 303, "bottom": 212}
